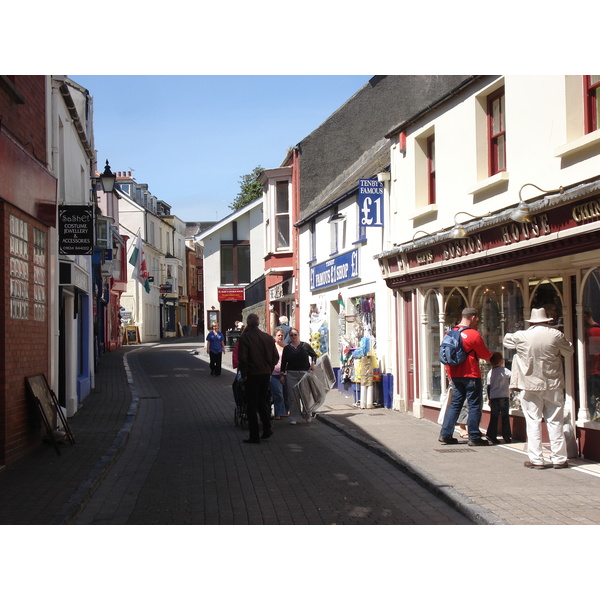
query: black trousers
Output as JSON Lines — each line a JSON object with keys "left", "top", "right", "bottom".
{"left": 209, "top": 351, "right": 222, "bottom": 375}
{"left": 244, "top": 374, "right": 272, "bottom": 441}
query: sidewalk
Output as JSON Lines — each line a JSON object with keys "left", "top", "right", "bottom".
{"left": 211, "top": 344, "right": 600, "bottom": 525}
{"left": 2, "top": 336, "right": 600, "bottom": 525}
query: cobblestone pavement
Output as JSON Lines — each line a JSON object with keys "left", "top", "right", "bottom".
{"left": 75, "top": 345, "right": 471, "bottom": 525}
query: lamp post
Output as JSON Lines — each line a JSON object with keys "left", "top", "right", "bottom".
{"left": 100, "top": 159, "right": 116, "bottom": 193}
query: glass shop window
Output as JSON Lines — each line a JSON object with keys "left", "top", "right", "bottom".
{"left": 583, "top": 267, "right": 600, "bottom": 421}
{"left": 426, "top": 292, "right": 442, "bottom": 402}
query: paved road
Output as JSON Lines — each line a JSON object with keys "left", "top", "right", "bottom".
{"left": 75, "top": 344, "right": 471, "bottom": 525}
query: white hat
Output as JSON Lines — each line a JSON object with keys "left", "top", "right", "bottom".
{"left": 525, "top": 307, "right": 553, "bottom": 323}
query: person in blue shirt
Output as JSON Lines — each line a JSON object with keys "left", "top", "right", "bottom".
{"left": 206, "top": 322, "right": 225, "bottom": 376}
{"left": 486, "top": 352, "right": 512, "bottom": 444}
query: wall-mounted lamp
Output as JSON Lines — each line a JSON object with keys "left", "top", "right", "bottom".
{"left": 511, "top": 183, "right": 564, "bottom": 223}
{"left": 449, "top": 211, "right": 490, "bottom": 239}
{"left": 412, "top": 230, "right": 430, "bottom": 242}
{"left": 328, "top": 212, "right": 346, "bottom": 224}
{"left": 100, "top": 159, "right": 117, "bottom": 193}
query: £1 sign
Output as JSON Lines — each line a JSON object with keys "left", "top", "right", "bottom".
{"left": 358, "top": 179, "right": 384, "bottom": 227}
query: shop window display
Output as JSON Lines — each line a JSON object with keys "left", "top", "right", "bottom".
{"left": 583, "top": 268, "right": 600, "bottom": 421}
{"left": 474, "top": 281, "right": 523, "bottom": 403}
{"left": 337, "top": 294, "right": 380, "bottom": 406}
{"left": 425, "top": 292, "right": 442, "bottom": 402}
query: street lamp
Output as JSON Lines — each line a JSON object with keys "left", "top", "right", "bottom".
{"left": 100, "top": 160, "right": 117, "bottom": 193}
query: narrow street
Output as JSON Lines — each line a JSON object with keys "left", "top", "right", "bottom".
{"left": 75, "top": 343, "right": 471, "bottom": 525}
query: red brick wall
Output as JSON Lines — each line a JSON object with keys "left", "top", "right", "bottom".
{"left": 0, "top": 76, "right": 47, "bottom": 165}
{"left": 1, "top": 75, "right": 51, "bottom": 465}
{"left": 1, "top": 203, "right": 51, "bottom": 465}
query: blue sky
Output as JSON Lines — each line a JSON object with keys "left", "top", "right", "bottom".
{"left": 71, "top": 75, "right": 371, "bottom": 223}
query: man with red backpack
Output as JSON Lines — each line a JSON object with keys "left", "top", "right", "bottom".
{"left": 439, "top": 307, "right": 493, "bottom": 446}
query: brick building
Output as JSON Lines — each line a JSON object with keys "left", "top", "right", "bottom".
{"left": 0, "top": 76, "right": 57, "bottom": 465}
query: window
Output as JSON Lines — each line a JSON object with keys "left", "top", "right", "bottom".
{"left": 585, "top": 76, "right": 600, "bottom": 134}
{"left": 583, "top": 267, "right": 600, "bottom": 421}
{"left": 33, "top": 228, "right": 46, "bottom": 322}
{"left": 487, "top": 87, "right": 506, "bottom": 175}
{"left": 275, "top": 180, "right": 290, "bottom": 250}
{"left": 10, "top": 215, "right": 29, "bottom": 320}
{"left": 309, "top": 220, "right": 317, "bottom": 261}
{"left": 220, "top": 242, "right": 250, "bottom": 285}
{"left": 427, "top": 135, "right": 436, "bottom": 205}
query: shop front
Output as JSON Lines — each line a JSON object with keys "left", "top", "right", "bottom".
{"left": 378, "top": 179, "right": 600, "bottom": 460}
{"left": 309, "top": 248, "right": 385, "bottom": 408}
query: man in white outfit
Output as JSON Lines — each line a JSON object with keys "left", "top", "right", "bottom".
{"left": 503, "top": 307, "right": 574, "bottom": 469}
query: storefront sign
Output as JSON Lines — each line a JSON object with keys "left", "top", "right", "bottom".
{"left": 218, "top": 286, "right": 245, "bottom": 301}
{"left": 58, "top": 205, "right": 94, "bottom": 255}
{"left": 358, "top": 179, "right": 384, "bottom": 227}
{"left": 310, "top": 248, "right": 359, "bottom": 291}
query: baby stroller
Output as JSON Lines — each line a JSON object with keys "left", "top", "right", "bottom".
{"left": 232, "top": 372, "right": 247, "bottom": 428}
{"left": 233, "top": 373, "right": 274, "bottom": 427}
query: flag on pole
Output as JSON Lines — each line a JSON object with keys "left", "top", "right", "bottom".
{"left": 129, "top": 234, "right": 151, "bottom": 293}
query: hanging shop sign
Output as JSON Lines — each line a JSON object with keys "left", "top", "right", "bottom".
{"left": 218, "top": 286, "right": 245, "bottom": 301}
{"left": 358, "top": 178, "right": 384, "bottom": 227}
{"left": 310, "top": 248, "right": 359, "bottom": 291}
{"left": 58, "top": 205, "right": 94, "bottom": 255}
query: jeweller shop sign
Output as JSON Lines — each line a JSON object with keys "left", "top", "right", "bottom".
{"left": 58, "top": 205, "right": 94, "bottom": 255}
{"left": 310, "top": 248, "right": 359, "bottom": 291}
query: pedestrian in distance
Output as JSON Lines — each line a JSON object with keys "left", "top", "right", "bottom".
{"left": 503, "top": 307, "right": 574, "bottom": 469}
{"left": 280, "top": 328, "right": 318, "bottom": 424}
{"left": 238, "top": 313, "right": 280, "bottom": 444}
{"left": 485, "top": 352, "right": 512, "bottom": 444}
{"left": 206, "top": 322, "right": 225, "bottom": 376}
{"left": 271, "top": 328, "right": 289, "bottom": 419}
{"left": 278, "top": 316, "right": 292, "bottom": 344}
{"left": 439, "top": 307, "right": 493, "bottom": 446}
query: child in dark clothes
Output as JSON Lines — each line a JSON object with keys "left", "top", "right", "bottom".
{"left": 486, "top": 352, "right": 512, "bottom": 443}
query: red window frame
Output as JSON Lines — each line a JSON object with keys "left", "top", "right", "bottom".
{"left": 427, "top": 135, "right": 436, "bottom": 205}
{"left": 487, "top": 87, "right": 506, "bottom": 176}
{"left": 584, "top": 76, "right": 600, "bottom": 134}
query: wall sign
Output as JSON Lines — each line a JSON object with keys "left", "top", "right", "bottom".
{"left": 310, "top": 248, "right": 359, "bottom": 291}
{"left": 358, "top": 179, "right": 384, "bottom": 227}
{"left": 58, "top": 205, "right": 94, "bottom": 255}
{"left": 218, "top": 286, "right": 245, "bottom": 301}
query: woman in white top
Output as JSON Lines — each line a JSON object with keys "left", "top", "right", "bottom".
{"left": 270, "top": 328, "right": 289, "bottom": 419}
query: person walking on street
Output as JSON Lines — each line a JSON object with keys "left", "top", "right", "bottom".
{"left": 439, "top": 307, "right": 493, "bottom": 446}
{"left": 486, "top": 352, "right": 512, "bottom": 444}
{"left": 238, "top": 313, "right": 280, "bottom": 444}
{"left": 503, "top": 307, "right": 574, "bottom": 469}
{"left": 206, "top": 322, "right": 225, "bottom": 376}
{"left": 271, "top": 328, "right": 289, "bottom": 419}
{"left": 278, "top": 316, "right": 292, "bottom": 344}
{"left": 280, "top": 328, "right": 318, "bottom": 424}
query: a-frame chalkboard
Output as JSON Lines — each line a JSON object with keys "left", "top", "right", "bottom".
{"left": 25, "top": 374, "right": 75, "bottom": 455}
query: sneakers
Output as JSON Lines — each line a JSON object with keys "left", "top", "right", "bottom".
{"left": 438, "top": 436, "right": 458, "bottom": 445}
{"left": 290, "top": 420, "right": 297, "bottom": 425}
{"left": 524, "top": 461, "right": 551, "bottom": 469}
{"left": 468, "top": 438, "right": 490, "bottom": 446}
{"left": 553, "top": 461, "right": 569, "bottom": 469}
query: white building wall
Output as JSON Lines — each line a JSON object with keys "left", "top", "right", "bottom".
{"left": 198, "top": 198, "right": 264, "bottom": 330}
{"left": 48, "top": 76, "right": 95, "bottom": 416}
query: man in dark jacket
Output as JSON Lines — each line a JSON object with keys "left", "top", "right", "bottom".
{"left": 238, "top": 313, "right": 280, "bottom": 443}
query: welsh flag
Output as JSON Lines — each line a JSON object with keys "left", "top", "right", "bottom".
{"left": 129, "top": 234, "right": 151, "bottom": 293}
